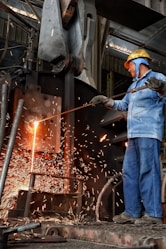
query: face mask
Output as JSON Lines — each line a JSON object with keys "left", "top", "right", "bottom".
{"left": 131, "top": 58, "right": 149, "bottom": 81}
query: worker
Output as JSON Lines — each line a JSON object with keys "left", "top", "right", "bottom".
{"left": 90, "top": 49, "right": 166, "bottom": 224}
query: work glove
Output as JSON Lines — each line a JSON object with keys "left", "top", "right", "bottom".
{"left": 145, "top": 77, "right": 166, "bottom": 94}
{"left": 89, "top": 95, "right": 114, "bottom": 107}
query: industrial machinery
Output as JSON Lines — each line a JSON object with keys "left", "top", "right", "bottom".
{"left": 0, "top": 0, "right": 127, "bottom": 222}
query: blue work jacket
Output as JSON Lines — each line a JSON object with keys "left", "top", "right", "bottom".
{"left": 108, "top": 70, "right": 166, "bottom": 141}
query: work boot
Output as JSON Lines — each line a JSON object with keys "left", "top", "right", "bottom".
{"left": 113, "top": 212, "right": 140, "bottom": 224}
{"left": 135, "top": 215, "right": 162, "bottom": 225}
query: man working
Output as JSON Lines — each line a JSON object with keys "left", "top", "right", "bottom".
{"left": 90, "top": 49, "right": 166, "bottom": 224}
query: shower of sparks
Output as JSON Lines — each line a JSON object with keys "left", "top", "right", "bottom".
{"left": 0, "top": 100, "right": 124, "bottom": 223}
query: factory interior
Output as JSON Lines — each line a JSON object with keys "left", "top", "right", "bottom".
{"left": 1, "top": 0, "right": 166, "bottom": 248}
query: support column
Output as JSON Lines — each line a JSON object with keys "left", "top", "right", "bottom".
{"left": 92, "top": 16, "right": 110, "bottom": 92}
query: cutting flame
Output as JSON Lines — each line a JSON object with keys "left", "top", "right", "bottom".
{"left": 30, "top": 121, "right": 39, "bottom": 172}
{"left": 34, "top": 121, "right": 39, "bottom": 129}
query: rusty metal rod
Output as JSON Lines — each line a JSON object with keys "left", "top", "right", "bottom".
{"left": 38, "top": 103, "right": 92, "bottom": 123}
{"left": 0, "top": 84, "right": 8, "bottom": 154}
{"left": 0, "top": 222, "right": 41, "bottom": 249}
{"left": 109, "top": 84, "right": 148, "bottom": 99}
{"left": 37, "top": 85, "right": 148, "bottom": 123}
{"left": 0, "top": 99, "right": 24, "bottom": 201}
{"left": 3, "top": 221, "right": 41, "bottom": 235}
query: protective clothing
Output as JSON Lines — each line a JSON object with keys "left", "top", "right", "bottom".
{"left": 124, "top": 49, "right": 151, "bottom": 69}
{"left": 109, "top": 69, "right": 166, "bottom": 141}
{"left": 123, "top": 137, "right": 162, "bottom": 219}
{"left": 109, "top": 49, "right": 166, "bottom": 222}
{"left": 90, "top": 95, "right": 114, "bottom": 107}
{"left": 109, "top": 68, "right": 166, "bottom": 219}
{"left": 146, "top": 77, "right": 166, "bottom": 93}
{"left": 90, "top": 95, "right": 107, "bottom": 105}
{"left": 131, "top": 58, "right": 150, "bottom": 81}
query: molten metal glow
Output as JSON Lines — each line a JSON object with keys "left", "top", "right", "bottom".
{"left": 30, "top": 121, "right": 39, "bottom": 172}
{"left": 19, "top": 185, "right": 29, "bottom": 191}
{"left": 34, "top": 121, "right": 39, "bottom": 128}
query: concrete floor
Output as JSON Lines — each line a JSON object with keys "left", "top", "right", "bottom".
{"left": 8, "top": 239, "right": 134, "bottom": 249}
{"left": 3, "top": 220, "right": 166, "bottom": 249}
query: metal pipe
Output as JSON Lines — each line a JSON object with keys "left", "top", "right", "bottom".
{"left": 3, "top": 221, "right": 41, "bottom": 235}
{"left": 0, "top": 84, "right": 8, "bottom": 154}
{"left": 0, "top": 222, "right": 40, "bottom": 249}
{"left": 95, "top": 174, "right": 120, "bottom": 222}
{"left": 0, "top": 99, "right": 24, "bottom": 201}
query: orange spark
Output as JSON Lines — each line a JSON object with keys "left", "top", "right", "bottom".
{"left": 125, "top": 141, "right": 128, "bottom": 147}
{"left": 99, "top": 134, "right": 107, "bottom": 142}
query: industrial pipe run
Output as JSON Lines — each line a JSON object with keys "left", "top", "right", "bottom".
{"left": 0, "top": 222, "right": 41, "bottom": 249}
{"left": 0, "top": 84, "right": 8, "bottom": 154}
{"left": 0, "top": 99, "right": 24, "bottom": 201}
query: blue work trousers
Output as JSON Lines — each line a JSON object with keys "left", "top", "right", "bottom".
{"left": 123, "top": 137, "right": 162, "bottom": 218}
